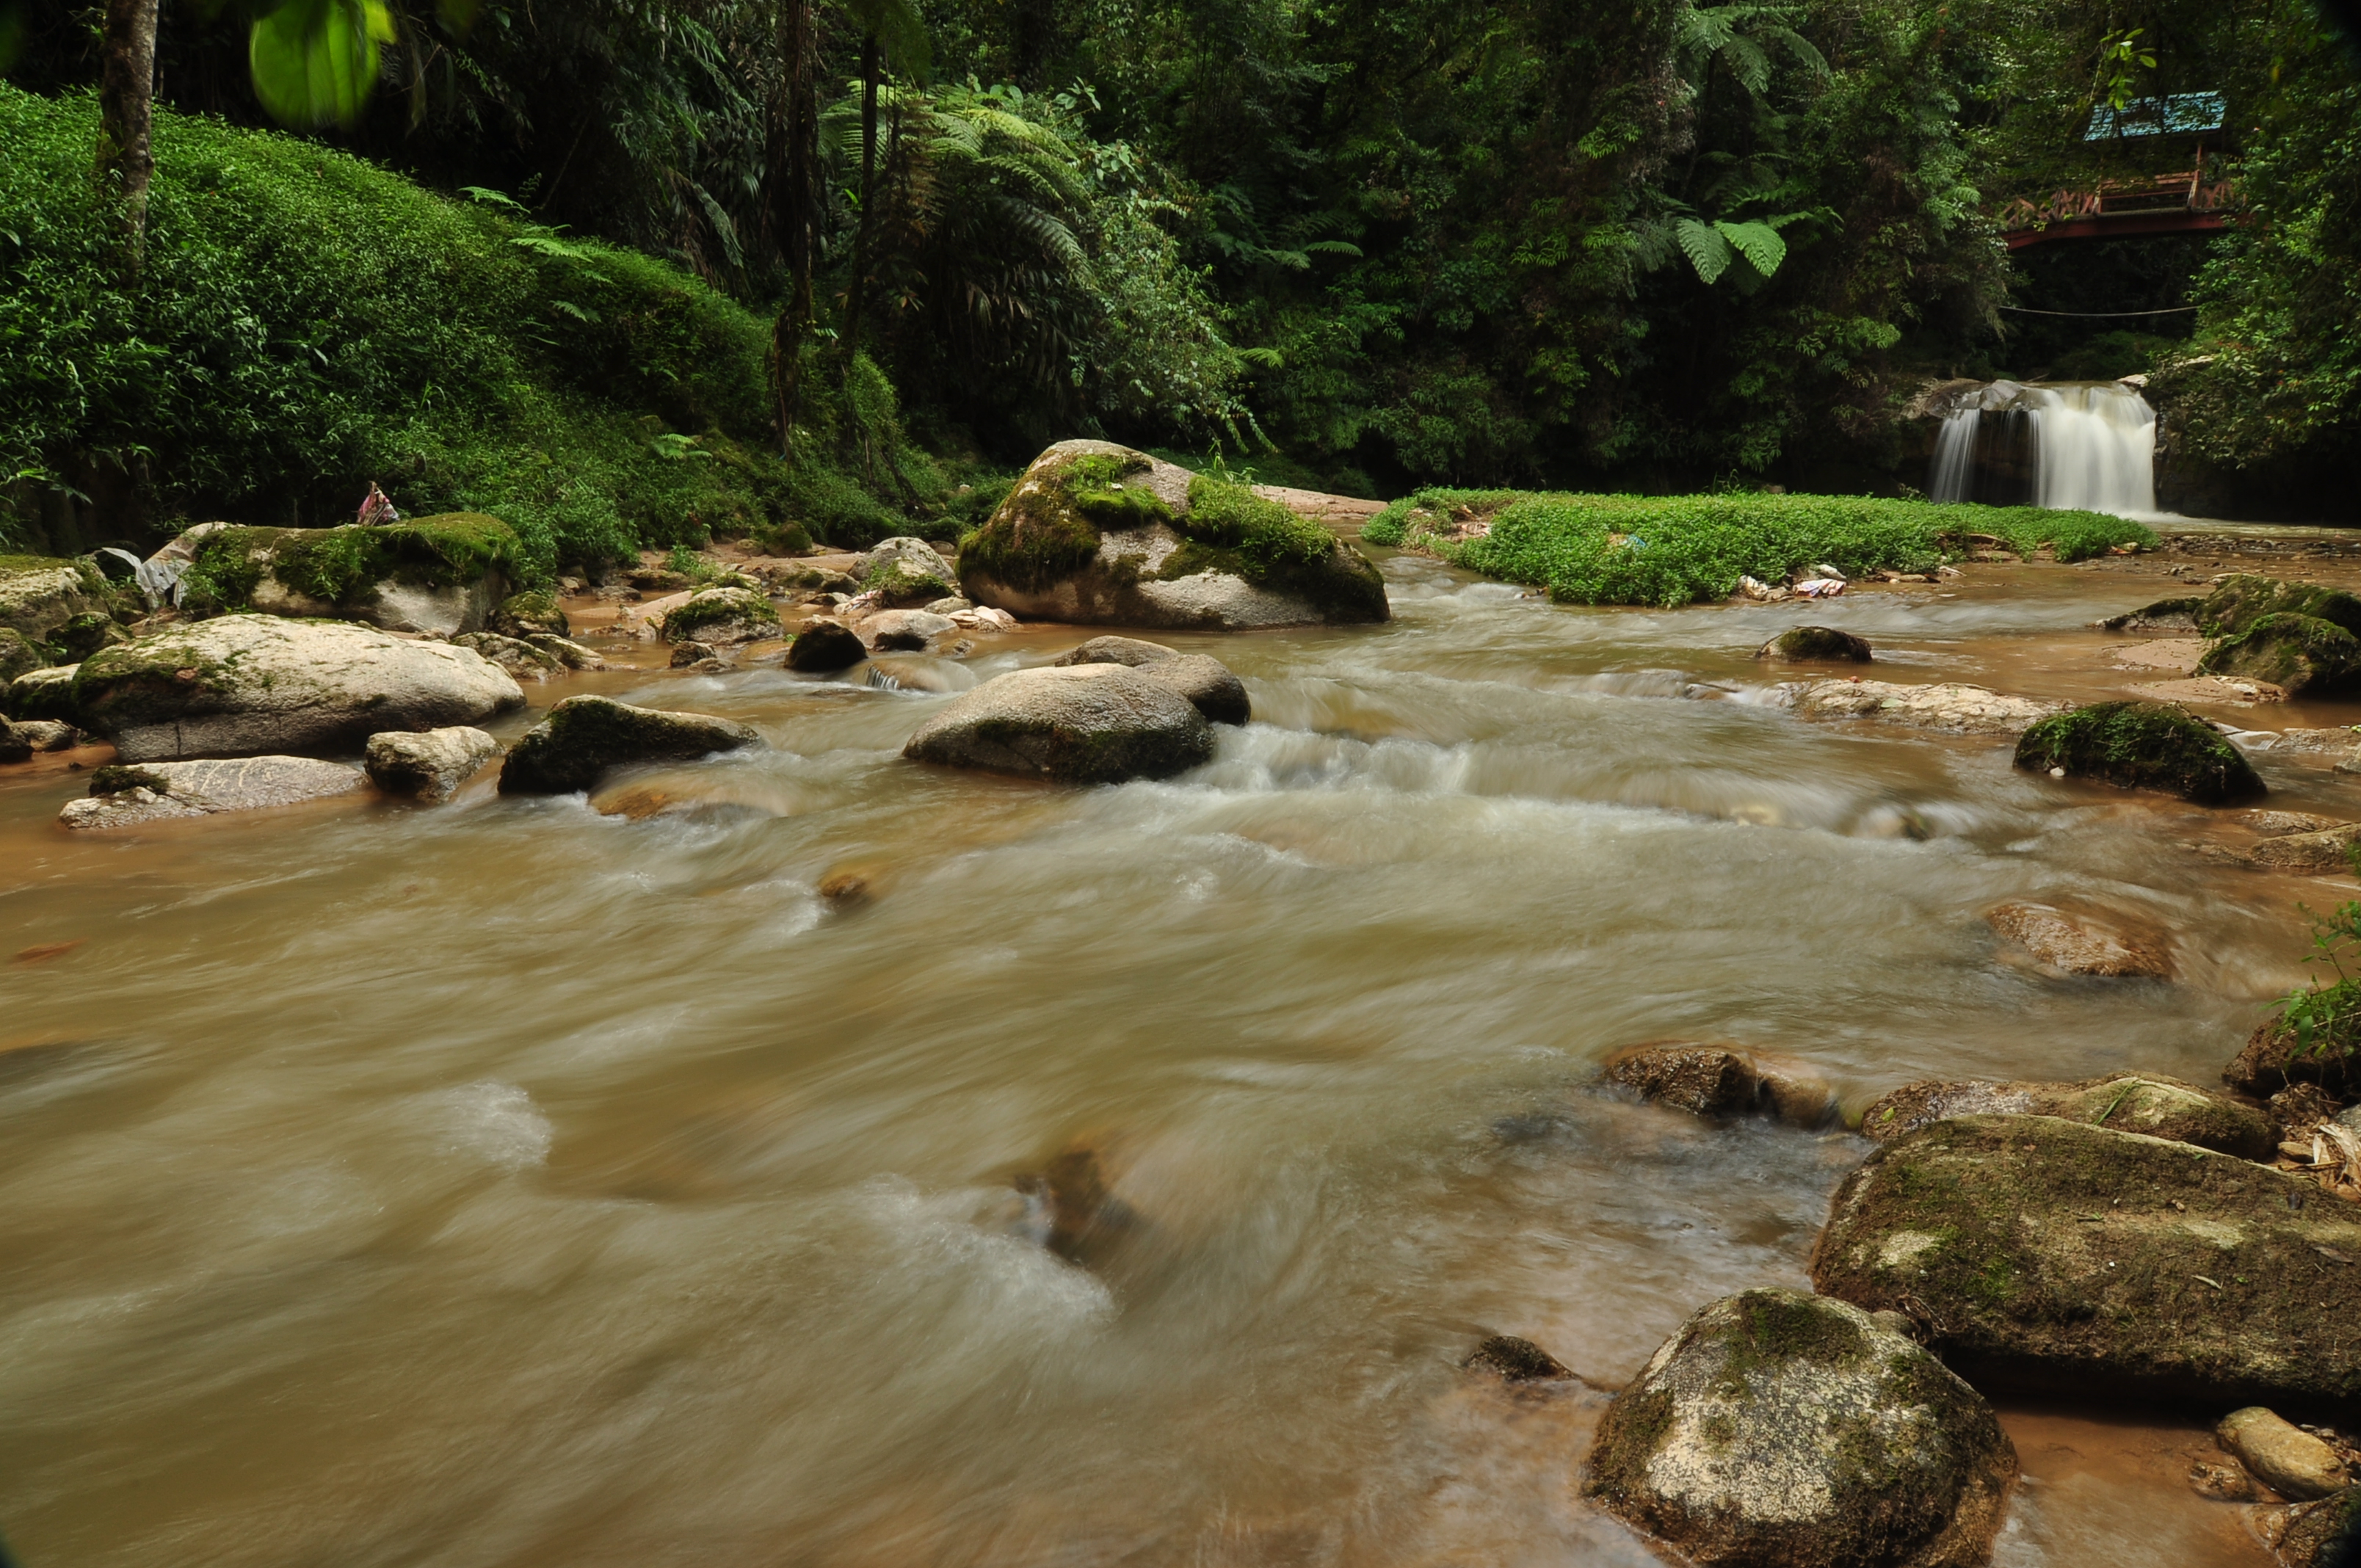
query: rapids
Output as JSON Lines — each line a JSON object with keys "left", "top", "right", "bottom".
{"left": 1, "top": 551, "right": 2341, "bottom": 1567}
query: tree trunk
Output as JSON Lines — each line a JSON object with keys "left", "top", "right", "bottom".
{"left": 98, "top": 0, "right": 162, "bottom": 255}
{"left": 766, "top": 0, "right": 822, "bottom": 457}
{"left": 840, "top": 32, "right": 882, "bottom": 438}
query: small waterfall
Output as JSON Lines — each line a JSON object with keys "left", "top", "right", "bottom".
{"left": 1923, "top": 380, "right": 2158, "bottom": 518}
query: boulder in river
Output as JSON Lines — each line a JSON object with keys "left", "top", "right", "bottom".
{"left": 1603, "top": 1041, "right": 1838, "bottom": 1128}
{"left": 660, "top": 586, "right": 780, "bottom": 646}
{"left": 74, "top": 615, "right": 525, "bottom": 762}
{"left": 1464, "top": 1334, "right": 1574, "bottom": 1384}
{"left": 454, "top": 631, "right": 564, "bottom": 680}
{"left": 364, "top": 726, "right": 500, "bottom": 802}
{"left": 958, "top": 440, "right": 1388, "bottom": 631}
{"left": 8, "top": 663, "right": 78, "bottom": 725}
{"left": 785, "top": 620, "right": 867, "bottom": 672}
{"left": 861, "top": 537, "right": 956, "bottom": 606}
{"left": 173, "top": 515, "right": 519, "bottom": 634}
{"left": 0, "top": 626, "right": 42, "bottom": 686}
{"left": 1810, "top": 1114, "right": 2361, "bottom": 1407}
{"left": 2199, "top": 576, "right": 2361, "bottom": 640}
{"left": 2098, "top": 595, "right": 2204, "bottom": 634}
{"left": 487, "top": 589, "right": 569, "bottom": 639}
{"left": 2013, "top": 701, "right": 2266, "bottom": 804}
{"left": 1777, "top": 678, "right": 2063, "bottom": 735}
{"left": 498, "top": 695, "right": 764, "bottom": 795}
{"left": 2197, "top": 613, "right": 2361, "bottom": 697}
{"left": 1051, "top": 636, "right": 1251, "bottom": 725}
{"left": 0, "top": 555, "right": 113, "bottom": 642}
{"left": 1985, "top": 899, "right": 2172, "bottom": 978}
{"left": 902, "top": 664, "right": 1214, "bottom": 783}
{"left": 1857, "top": 1073, "right": 2274, "bottom": 1160}
{"left": 1584, "top": 1288, "right": 2015, "bottom": 1568}
{"left": 1756, "top": 626, "right": 1873, "bottom": 663}
{"left": 2219, "top": 1407, "right": 2351, "bottom": 1500}
{"left": 59, "top": 756, "right": 366, "bottom": 830}
{"left": 861, "top": 609, "right": 957, "bottom": 650}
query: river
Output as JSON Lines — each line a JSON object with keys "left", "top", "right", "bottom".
{"left": 2, "top": 546, "right": 2345, "bottom": 1566}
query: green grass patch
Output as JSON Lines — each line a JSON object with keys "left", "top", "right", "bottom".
{"left": 1363, "top": 489, "right": 2154, "bottom": 607}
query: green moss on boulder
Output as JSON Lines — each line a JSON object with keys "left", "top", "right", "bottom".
{"left": 498, "top": 694, "right": 764, "bottom": 794}
{"left": 2197, "top": 612, "right": 2361, "bottom": 696}
{"left": 957, "top": 445, "right": 1127, "bottom": 592}
{"left": 660, "top": 586, "right": 780, "bottom": 645}
{"left": 1810, "top": 1114, "right": 2361, "bottom": 1408}
{"left": 1857, "top": 1073, "right": 2274, "bottom": 1160}
{"left": 0, "top": 627, "right": 43, "bottom": 687}
{"left": 0, "top": 554, "right": 109, "bottom": 642}
{"left": 181, "top": 515, "right": 522, "bottom": 633}
{"left": 2199, "top": 576, "right": 2361, "bottom": 639}
{"left": 8, "top": 664, "right": 79, "bottom": 725}
{"left": 2014, "top": 700, "right": 2264, "bottom": 803}
{"left": 1758, "top": 625, "right": 1873, "bottom": 662}
{"left": 489, "top": 589, "right": 569, "bottom": 639}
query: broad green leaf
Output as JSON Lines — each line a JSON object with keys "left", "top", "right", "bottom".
{"left": 249, "top": 0, "right": 390, "bottom": 128}
{"left": 1675, "top": 217, "right": 1733, "bottom": 285}
{"left": 1715, "top": 219, "right": 1787, "bottom": 278}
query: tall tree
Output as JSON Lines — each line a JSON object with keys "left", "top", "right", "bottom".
{"left": 96, "top": 0, "right": 161, "bottom": 254}
{"left": 767, "top": 0, "right": 825, "bottom": 456}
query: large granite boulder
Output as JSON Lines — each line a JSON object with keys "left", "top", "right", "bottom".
{"left": 902, "top": 664, "right": 1215, "bottom": 783}
{"left": 661, "top": 586, "right": 780, "bottom": 646}
{"left": 73, "top": 615, "right": 524, "bottom": 761}
{"left": 0, "top": 554, "right": 112, "bottom": 642}
{"left": 498, "top": 695, "right": 764, "bottom": 794}
{"left": 1776, "top": 678, "right": 2061, "bottom": 734}
{"left": 58, "top": 756, "right": 366, "bottom": 830}
{"left": 2198, "top": 613, "right": 2361, "bottom": 697}
{"left": 1051, "top": 636, "right": 1251, "bottom": 725}
{"left": 1584, "top": 1288, "right": 2015, "bottom": 1568}
{"left": 957, "top": 441, "right": 1388, "bottom": 631}
{"left": 1857, "top": 1073, "right": 2274, "bottom": 1159}
{"left": 365, "top": 727, "right": 500, "bottom": 802}
{"left": 173, "top": 514, "right": 520, "bottom": 635}
{"left": 1810, "top": 1114, "right": 2361, "bottom": 1407}
{"left": 2014, "top": 701, "right": 2265, "bottom": 803}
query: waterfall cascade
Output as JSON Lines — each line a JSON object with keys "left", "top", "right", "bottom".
{"left": 1926, "top": 380, "right": 2158, "bottom": 518}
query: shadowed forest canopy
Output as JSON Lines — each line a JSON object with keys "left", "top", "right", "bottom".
{"left": 2, "top": 0, "right": 2357, "bottom": 561}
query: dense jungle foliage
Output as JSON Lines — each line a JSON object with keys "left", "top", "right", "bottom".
{"left": 2, "top": 0, "right": 2357, "bottom": 564}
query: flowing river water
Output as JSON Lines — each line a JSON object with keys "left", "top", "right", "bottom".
{"left": 4, "top": 544, "right": 2356, "bottom": 1567}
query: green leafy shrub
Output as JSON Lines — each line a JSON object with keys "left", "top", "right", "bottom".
{"left": 1366, "top": 490, "right": 2152, "bottom": 607}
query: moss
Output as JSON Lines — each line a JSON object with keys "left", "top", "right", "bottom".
{"left": 1584, "top": 1383, "right": 1677, "bottom": 1503}
{"left": 2198, "top": 611, "right": 2361, "bottom": 695}
{"left": 1764, "top": 626, "right": 1872, "bottom": 662}
{"left": 957, "top": 453, "right": 1108, "bottom": 592}
{"left": 2199, "top": 576, "right": 2361, "bottom": 639}
{"left": 864, "top": 559, "right": 951, "bottom": 605}
{"left": 2014, "top": 700, "right": 2266, "bottom": 804}
{"left": 660, "top": 589, "right": 778, "bottom": 638}
{"left": 183, "top": 515, "right": 522, "bottom": 613}
{"left": 89, "top": 764, "right": 170, "bottom": 796}
{"left": 1069, "top": 454, "right": 1175, "bottom": 529}
{"left": 1728, "top": 1292, "right": 1868, "bottom": 1375}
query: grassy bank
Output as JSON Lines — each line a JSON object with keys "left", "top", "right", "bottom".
{"left": 0, "top": 87, "right": 944, "bottom": 576}
{"left": 1363, "top": 490, "right": 2155, "bottom": 607}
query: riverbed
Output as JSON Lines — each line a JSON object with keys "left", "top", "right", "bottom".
{"left": 2, "top": 548, "right": 2349, "bottom": 1566}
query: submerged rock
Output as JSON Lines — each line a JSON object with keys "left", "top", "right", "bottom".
{"left": 2014, "top": 701, "right": 2266, "bottom": 804}
{"left": 1603, "top": 1041, "right": 1837, "bottom": 1128}
{"left": 73, "top": 615, "right": 525, "bottom": 762}
{"left": 661, "top": 586, "right": 780, "bottom": 646}
{"left": 1857, "top": 1073, "right": 2274, "bottom": 1160}
{"left": 1013, "top": 1136, "right": 1139, "bottom": 1265}
{"left": 1810, "top": 1114, "right": 2361, "bottom": 1407}
{"left": 902, "top": 664, "right": 1215, "bottom": 783}
{"left": 785, "top": 621, "right": 867, "bottom": 672}
{"left": 1465, "top": 1335, "right": 1573, "bottom": 1383}
{"left": 364, "top": 726, "right": 500, "bottom": 802}
{"left": 959, "top": 440, "right": 1388, "bottom": 631}
{"left": 1986, "top": 900, "right": 2172, "bottom": 978}
{"left": 58, "top": 755, "right": 366, "bottom": 830}
{"left": 1755, "top": 625, "right": 1873, "bottom": 663}
{"left": 2219, "top": 1407, "right": 2351, "bottom": 1500}
{"left": 2198, "top": 613, "right": 2361, "bottom": 697}
{"left": 1051, "top": 636, "right": 1251, "bottom": 725}
{"left": 498, "top": 695, "right": 764, "bottom": 794}
{"left": 1777, "top": 678, "right": 2062, "bottom": 735}
{"left": 1584, "top": 1288, "right": 2015, "bottom": 1568}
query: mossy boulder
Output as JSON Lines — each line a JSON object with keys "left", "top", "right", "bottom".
{"left": 0, "top": 554, "right": 109, "bottom": 642}
{"left": 1810, "top": 1114, "right": 2361, "bottom": 1408}
{"left": 2199, "top": 576, "right": 2361, "bottom": 640}
{"left": 1757, "top": 625, "right": 1873, "bottom": 662}
{"left": 1857, "top": 1074, "right": 2274, "bottom": 1160}
{"left": 2099, "top": 595, "right": 2203, "bottom": 633}
{"left": 176, "top": 515, "right": 521, "bottom": 635}
{"left": 2013, "top": 700, "right": 2265, "bottom": 803}
{"left": 902, "top": 664, "right": 1216, "bottom": 783}
{"left": 958, "top": 440, "right": 1389, "bottom": 631}
{"left": 8, "top": 664, "right": 79, "bottom": 725}
{"left": 2197, "top": 612, "right": 2361, "bottom": 697}
{"left": 0, "top": 628, "right": 43, "bottom": 689}
{"left": 660, "top": 586, "right": 780, "bottom": 645}
{"left": 488, "top": 589, "right": 569, "bottom": 639}
{"left": 1584, "top": 1288, "right": 2015, "bottom": 1568}
{"left": 73, "top": 614, "right": 526, "bottom": 761}
{"left": 498, "top": 694, "right": 764, "bottom": 794}
{"left": 861, "top": 537, "right": 955, "bottom": 606}
{"left": 53, "top": 610, "right": 130, "bottom": 661}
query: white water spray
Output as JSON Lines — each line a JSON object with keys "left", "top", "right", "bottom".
{"left": 1926, "top": 380, "right": 2158, "bottom": 517}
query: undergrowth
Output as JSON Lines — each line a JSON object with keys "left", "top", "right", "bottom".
{"left": 1363, "top": 490, "right": 2155, "bottom": 608}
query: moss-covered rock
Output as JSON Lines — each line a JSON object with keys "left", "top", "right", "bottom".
{"left": 53, "top": 610, "right": 131, "bottom": 661}
{"left": 73, "top": 614, "right": 526, "bottom": 761}
{"left": 2013, "top": 700, "right": 2265, "bottom": 803}
{"left": 1584, "top": 1288, "right": 2015, "bottom": 1568}
{"left": 452, "top": 631, "right": 564, "bottom": 680}
{"left": 488, "top": 589, "right": 569, "bottom": 639}
{"left": 902, "top": 664, "right": 1216, "bottom": 783}
{"left": 958, "top": 440, "right": 1389, "bottom": 630}
{"left": 0, "top": 554, "right": 109, "bottom": 642}
{"left": 660, "top": 585, "right": 780, "bottom": 645}
{"left": 861, "top": 537, "right": 955, "bottom": 606}
{"left": 177, "top": 515, "right": 521, "bottom": 635}
{"left": 1857, "top": 1074, "right": 2274, "bottom": 1159}
{"left": 2197, "top": 612, "right": 2361, "bottom": 696}
{"left": 498, "top": 694, "right": 764, "bottom": 794}
{"left": 2199, "top": 576, "right": 2361, "bottom": 640}
{"left": 0, "top": 627, "right": 43, "bottom": 688}
{"left": 1810, "top": 1114, "right": 2361, "bottom": 1407}
{"left": 8, "top": 664, "right": 79, "bottom": 725}
{"left": 1756, "top": 625, "right": 1873, "bottom": 662}
{"left": 2098, "top": 595, "right": 2204, "bottom": 633}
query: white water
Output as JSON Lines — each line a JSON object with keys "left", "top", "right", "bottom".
{"left": 1926, "top": 381, "right": 2158, "bottom": 518}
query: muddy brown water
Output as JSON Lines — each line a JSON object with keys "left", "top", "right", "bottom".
{"left": 4, "top": 548, "right": 2351, "bottom": 1566}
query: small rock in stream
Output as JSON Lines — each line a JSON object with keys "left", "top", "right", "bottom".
{"left": 670, "top": 640, "right": 719, "bottom": 668}
{"left": 1602, "top": 1042, "right": 1836, "bottom": 1129}
{"left": 1985, "top": 900, "right": 2173, "bottom": 979}
{"left": 1464, "top": 1335, "right": 1573, "bottom": 1384}
{"left": 58, "top": 756, "right": 366, "bottom": 830}
{"left": 1777, "top": 678, "right": 2062, "bottom": 735}
{"left": 365, "top": 726, "right": 500, "bottom": 803}
{"left": 2014, "top": 701, "right": 2267, "bottom": 804}
{"left": 1857, "top": 1073, "right": 2273, "bottom": 1159}
{"left": 498, "top": 695, "right": 764, "bottom": 795}
{"left": 1755, "top": 625, "right": 1872, "bottom": 662}
{"left": 903, "top": 664, "right": 1214, "bottom": 784}
{"left": 2220, "top": 1407, "right": 2352, "bottom": 1500}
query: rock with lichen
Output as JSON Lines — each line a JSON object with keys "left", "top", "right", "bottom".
{"left": 1052, "top": 636, "right": 1251, "bottom": 725}
{"left": 498, "top": 694, "right": 763, "bottom": 794}
{"left": 1856, "top": 1074, "right": 2273, "bottom": 1159}
{"left": 1810, "top": 1114, "right": 2361, "bottom": 1407}
{"left": 2198, "top": 614, "right": 2361, "bottom": 697}
{"left": 958, "top": 440, "right": 1388, "bottom": 630}
{"left": 1584, "top": 1288, "right": 2015, "bottom": 1568}
{"left": 2013, "top": 700, "right": 2265, "bottom": 803}
{"left": 902, "top": 664, "right": 1214, "bottom": 783}
{"left": 660, "top": 586, "right": 780, "bottom": 646}
{"left": 58, "top": 755, "right": 366, "bottom": 830}
{"left": 170, "top": 515, "right": 521, "bottom": 634}
{"left": 487, "top": 589, "right": 570, "bottom": 639}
